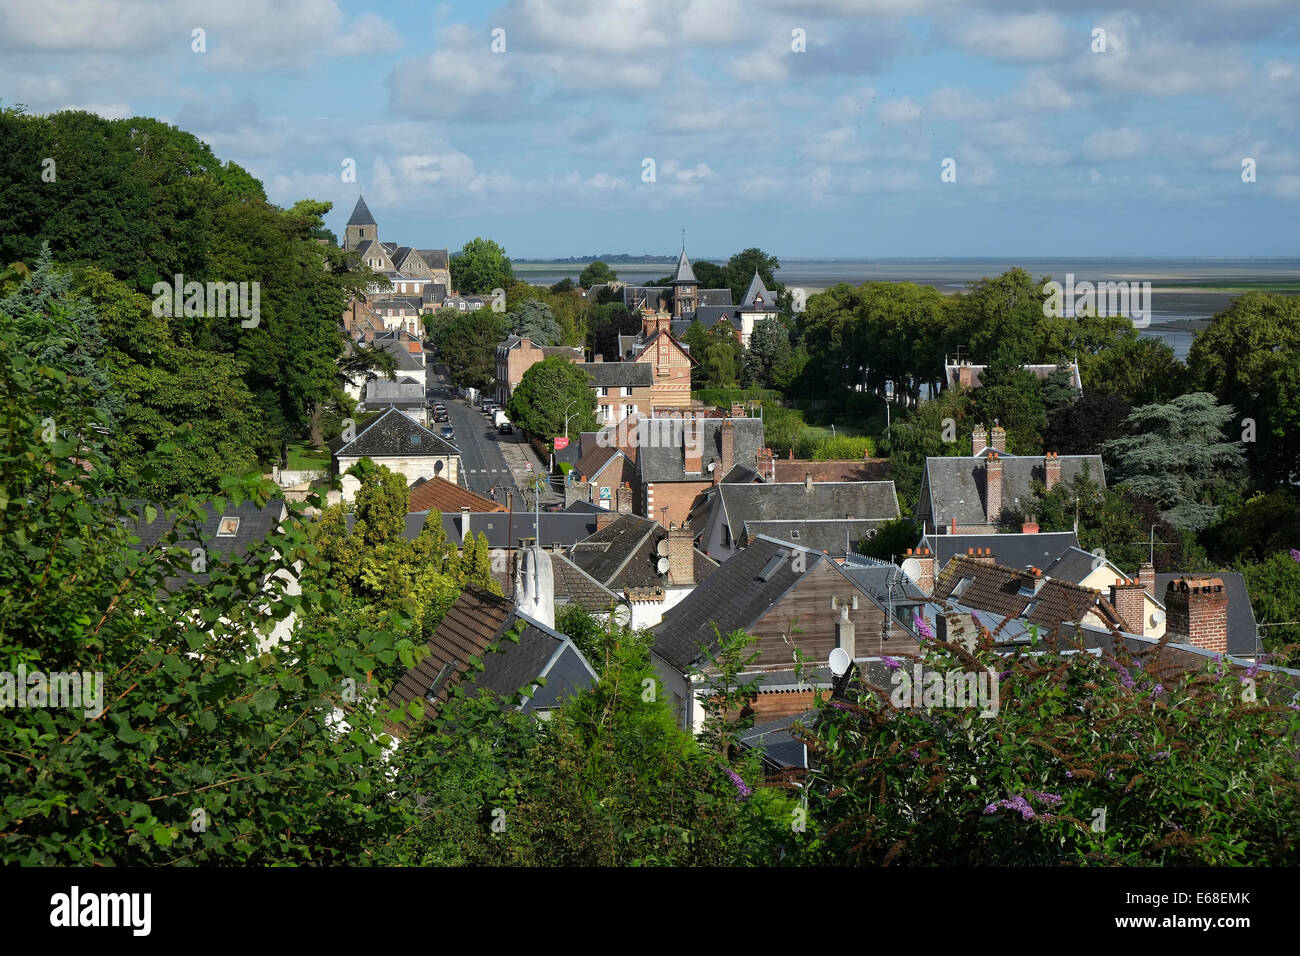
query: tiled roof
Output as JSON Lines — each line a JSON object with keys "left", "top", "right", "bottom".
{"left": 417, "top": 249, "right": 450, "bottom": 270}
{"left": 767, "top": 458, "right": 891, "bottom": 483}
{"left": 840, "top": 554, "right": 929, "bottom": 603}
{"left": 385, "top": 586, "right": 596, "bottom": 733}
{"left": 574, "top": 445, "right": 623, "bottom": 482}
{"left": 330, "top": 407, "right": 459, "bottom": 458}
{"left": 407, "top": 476, "right": 504, "bottom": 514}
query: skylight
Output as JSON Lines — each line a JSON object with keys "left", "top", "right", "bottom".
{"left": 216, "top": 517, "right": 240, "bottom": 536}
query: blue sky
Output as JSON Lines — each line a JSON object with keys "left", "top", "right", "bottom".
{"left": 3, "top": 0, "right": 1299, "bottom": 258}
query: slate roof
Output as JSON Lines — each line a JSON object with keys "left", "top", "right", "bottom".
{"left": 364, "top": 379, "right": 425, "bottom": 407}
{"left": 121, "top": 499, "right": 288, "bottom": 591}
{"left": 385, "top": 586, "right": 596, "bottom": 733}
{"left": 737, "top": 713, "right": 811, "bottom": 771}
{"left": 722, "top": 463, "right": 762, "bottom": 484}
{"left": 436, "top": 510, "right": 599, "bottom": 550}
{"left": 417, "top": 249, "right": 450, "bottom": 271}
{"left": 574, "top": 445, "right": 623, "bottom": 482}
{"left": 699, "top": 481, "right": 900, "bottom": 558}
{"left": 840, "top": 553, "right": 930, "bottom": 604}
{"left": 653, "top": 536, "right": 829, "bottom": 671}
{"left": 330, "top": 407, "right": 459, "bottom": 458}
{"left": 698, "top": 289, "right": 734, "bottom": 307}
{"left": 741, "top": 271, "right": 772, "bottom": 308}
{"left": 919, "top": 453, "right": 1105, "bottom": 528}
{"left": 637, "top": 417, "right": 766, "bottom": 482}
{"left": 1156, "top": 572, "right": 1260, "bottom": 657}
{"left": 672, "top": 249, "right": 696, "bottom": 284}
{"left": 743, "top": 519, "right": 892, "bottom": 558}
{"left": 347, "top": 195, "right": 376, "bottom": 226}
{"left": 568, "top": 514, "right": 718, "bottom": 592}
{"left": 407, "top": 476, "right": 504, "bottom": 514}
{"left": 550, "top": 552, "right": 622, "bottom": 611}
{"left": 766, "top": 458, "right": 891, "bottom": 483}
{"left": 1041, "top": 545, "right": 1111, "bottom": 582}
{"left": 921, "top": 531, "right": 1080, "bottom": 572}
{"left": 582, "top": 362, "right": 653, "bottom": 388}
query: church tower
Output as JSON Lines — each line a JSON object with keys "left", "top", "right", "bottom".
{"left": 343, "top": 195, "right": 377, "bottom": 252}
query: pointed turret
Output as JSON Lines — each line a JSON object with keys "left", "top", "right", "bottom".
{"left": 671, "top": 248, "right": 697, "bottom": 285}
{"left": 741, "top": 269, "right": 770, "bottom": 308}
{"left": 343, "top": 195, "right": 377, "bottom": 251}
{"left": 347, "top": 194, "right": 376, "bottom": 226}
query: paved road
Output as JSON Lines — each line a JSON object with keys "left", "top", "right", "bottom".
{"left": 425, "top": 362, "right": 554, "bottom": 508}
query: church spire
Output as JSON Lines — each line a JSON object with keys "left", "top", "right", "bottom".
{"left": 346, "top": 194, "right": 376, "bottom": 226}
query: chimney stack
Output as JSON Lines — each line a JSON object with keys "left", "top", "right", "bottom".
{"left": 730, "top": 402, "right": 745, "bottom": 418}
{"left": 972, "top": 424, "right": 988, "bottom": 454}
{"left": 460, "top": 506, "right": 471, "bottom": 543}
{"left": 1139, "top": 561, "right": 1156, "bottom": 599}
{"left": 907, "top": 547, "right": 936, "bottom": 596}
{"left": 985, "top": 452, "right": 1003, "bottom": 526}
{"left": 991, "top": 424, "right": 1006, "bottom": 454}
{"left": 596, "top": 511, "right": 618, "bottom": 531}
{"left": 1022, "top": 516, "right": 1039, "bottom": 534}
{"left": 836, "top": 602, "right": 856, "bottom": 660}
{"left": 666, "top": 522, "right": 695, "bottom": 586}
{"left": 1045, "top": 452, "right": 1061, "bottom": 492}
{"left": 616, "top": 482, "right": 632, "bottom": 514}
{"left": 720, "top": 418, "right": 735, "bottom": 476}
{"left": 959, "top": 364, "right": 975, "bottom": 388}
{"left": 514, "top": 541, "right": 555, "bottom": 630}
{"left": 805, "top": 472, "right": 814, "bottom": 493}
{"left": 683, "top": 419, "right": 703, "bottom": 474}
{"left": 969, "top": 547, "right": 996, "bottom": 565}
{"left": 1164, "top": 578, "right": 1228, "bottom": 653}
{"left": 1109, "top": 578, "right": 1146, "bottom": 636}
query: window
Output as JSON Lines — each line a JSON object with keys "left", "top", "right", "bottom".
{"left": 622, "top": 386, "right": 633, "bottom": 397}
{"left": 425, "top": 659, "right": 459, "bottom": 702}
{"left": 217, "top": 517, "right": 240, "bottom": 536}
{"left": 600, "top": 387, "right": 610, "bottom": 397}
{"left": 600, "top": 404, "right": 612, "bottom": 421}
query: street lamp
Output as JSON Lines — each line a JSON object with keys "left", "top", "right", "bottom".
{"left": 562, "top": 399, "right": 578, "bottom": 440}
{"left": 884, "top": 379, "right": 894, "bottom": 437}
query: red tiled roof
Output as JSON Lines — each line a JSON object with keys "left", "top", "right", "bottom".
{"left": 408, "top": 476, "right": 505, "bottom": 514}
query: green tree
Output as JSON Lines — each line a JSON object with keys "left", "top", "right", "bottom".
{"left": 1044, "top": 391, "right": 1130, "bottom": 456}
{"left": 1103, "top": 392, "right": 1246, "bottom": 532}
{"left": 968, "top": 345, "right": 1048, "bottom": 453}
{"left": 1188, "top": 291, "right": 1300, "bottom": 487}
{"left": 507, "top": 356, "right": 599, "bottom": 439}
{"left": 1241, "top": 551, "right": 1300, "bottom": 667}
{"left": 509, "top": 299, "right": 562, "bottom": 346}
{"left": 1081, "top": 332, "right": 1188, "bottom": 407}
{"left": 743, "top": 317, "right": 793, "bottom": 388}
{"left": 856, "top": 516, "right": 919, "bottom": 562}
{"left": 429, "top": 309, "right": 507, "bottom": 391}
{"left": 550, "top": 277, "right": 575, "bottom": 293}
{"left": 725, "top": 248, "right": 781, "bottom": 303}
{"left": 450, "top": 237, "right": 514, "bottom": 295}
{"left": 578, "top": 260, "right": 617, "bottom": 288}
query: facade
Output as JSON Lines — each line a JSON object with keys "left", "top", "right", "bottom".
{"left": 581, "top": 360, "right": 653, "bottom": 427}
{"left": 637, "top": 416, "right": 765, "bottom": 526}
{"left": 330, "top": 408, "right": 462, "bottom": 500}
{"left": 494, "top": 335, "right": 584, "bottom": 406}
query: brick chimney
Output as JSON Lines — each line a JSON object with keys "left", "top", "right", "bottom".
{"left": 836, "top": 603, "right": 856, "bottom": 660}
{"left": 1022, "top": 517, "right": 1039, "bottom": 534}
{"left": 720, "top": 418, "right": 735, "bottom": 476}
{"left": 1164, "top": 578, "right": 1228, "bottom": 652}
{"left": 972, "top": 424, "right": 988, "bottom": 454}
{"left": 596, "top": 511, "right": 618, "bottom": 531}
{"left": 959, "top": 363, "right": 975, "bottom": 387}
{"left": 519, "top": 335, "right": 532, "bottom": 350}
{"left": 460, "top": 506, "right": 471, "bottom": 543}
{"left": 730, "top": 402, "right": 745, "bottom": 418}
{"left": 969, "top": 547, "right": 995, "bottom": 566}
{"left": 985, "top": 452, "right": 1003, "bottom": 525}
{"left": 991, "top": 425, "right": 1006, "bottom": 454}
{"left": 616, "top": 482, "right": 632, "bottom": 514}
{"left": 757, "top": 447, "right": 775, "bottom": 481}
{"left": 683, "top": 419, "right": 703, "bottom": 474}
{"left": 1109, "top": 578, "right": 1146, "bottom": 635}
{"left": 907, "top": 547, "right": 936, "bottom": 596}
{"left": 1045, "top": 452, "right": 1061, "bottom": 492}
{"left": 1139, "top": 561, "right": 1156, "bottom": 598}
{"left": 666, "top": 521, "right": 695, "bottom": 586}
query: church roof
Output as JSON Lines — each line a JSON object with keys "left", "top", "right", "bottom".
{"left": 347, "top": 195, "right": 376, "bottom": 226}
{"left": 671, "top": 249, "right": 697, "bottom": 285}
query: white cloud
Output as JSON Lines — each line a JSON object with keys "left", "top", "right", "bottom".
{"left": 1081, "top": 127, "right": 1151, "bottom": 161}
{"left": 330, "top": 13, "right": 402, "bottom": 57}
{"left": 944, "top": 12, "right": 1067, "bottom": 63}
{"left": 878, "top": 97, "right": 923, "bottom": 125}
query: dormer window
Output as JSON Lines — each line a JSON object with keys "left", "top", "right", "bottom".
{"left": 217, "top": 517, "right": 240, "bottom": 536}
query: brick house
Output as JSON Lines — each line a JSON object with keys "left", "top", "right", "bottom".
{"left": 637, "top": 416, "right": 765, "bottom": 527}
{"left": 582, "top": 360, "right": 654, "bottom": 427}
{"left": 494, "top": 335, "right": 584, "bottom": 406}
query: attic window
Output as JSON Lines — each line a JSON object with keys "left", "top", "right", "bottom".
{"left": 759, "top": 551, "right": 789, "bottom": 581}
{"left": 951, "top": 576, "right": 974, "bottom": 600}
{"left": 425, "top": 659, "right": 458, "bottom": 702}
{"left": 217, "top": 517, "right": 240, "bottom": 537}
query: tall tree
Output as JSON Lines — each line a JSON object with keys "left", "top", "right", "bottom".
{"left": 507, "top": 357, "right": 599, "bottom": 439}
{"left": 578, "top": 260, "right": 617, "bottom": 287}
{"left": 450, "top": 237, "right": 514, "bottom": 295}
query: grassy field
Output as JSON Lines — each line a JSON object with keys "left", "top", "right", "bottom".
{"left": 286, "top": 442, "right": 330, "bottom": 471}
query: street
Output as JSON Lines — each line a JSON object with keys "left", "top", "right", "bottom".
{"left": 425, "top": 361, "right": 558, "bottom": 509}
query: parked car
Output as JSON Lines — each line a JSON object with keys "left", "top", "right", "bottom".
{"left": 440, "top": 425, "right": 455, "bottom": 441}
{"left": 497, "top": 421, "right": 513, "bottom": 435}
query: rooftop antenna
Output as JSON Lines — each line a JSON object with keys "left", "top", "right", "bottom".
{"left": 681, "top": 226, "right": 686, "bottom": 253}
{"left": 1149, "top": 525, "right": 1155, "bottom": 565}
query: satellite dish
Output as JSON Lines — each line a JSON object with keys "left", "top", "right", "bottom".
{"left": 1150, "top": 609, "right": 1165, "bottom": 627}
{"left": 900, "top": 557, "right": 923, "bottom": 583}
{"left": 656, "top": 556, "right": 670, "bottom": 575}
{"left": 656, "top": 538, "right": 670, "bottom": 557}
{"left": 613, "top": 604, "right": 632, "bottom": 627}
{"left": 707, "top": 461, "right": 716, "bottom": 472}
{"left": 828, "top": 647, "right": 851, "bottom": 678}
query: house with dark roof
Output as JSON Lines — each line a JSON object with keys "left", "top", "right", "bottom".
{"left": 946, "top": 357, "right": 1083, "bottom": 395}
{"left": 342, "top": 195, "right": 451, "bottom": 290}
{"left": 565, "top": 513, "right": 717, "bottom": 628}
{"left": 693, "top": 477, "right": 901, "bottom": 562}
{"left": 916, "top": 530, "right": 1080, "bottom": 584}
{"left": 363, "top": 378, "right": 428, "bottom": 425}
{"left": 330, "top": 408, "right": 462, "bottom": 500}
{"left": 385, "top": 586, "right": 597, "bottom": 737}
{"left": 917, "top": 422, "right": 1104, "bottom": 534}
{"left": 651, "top": 535, "right": 923, "bottom": 731}
{"left": 580, "top": 360, "right": 654, "bottom": 428}
{"left": 494, "top": 335, "right": 584, "bottom": 405}
{"left": 571, "top": 444, "right": 636, "bottom": 511}
{"left": 637, "top": 416, "right": 765, "bottom": 526}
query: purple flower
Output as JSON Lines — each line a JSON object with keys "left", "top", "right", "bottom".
{"left": 1027, "top": 790, "right": 1063, "bottom": 807}
{"left": 1290, "top": 548, "right": 1300, "bottom": 564}
{"left": 985, "top": 795, "right": 1036, "bottom": 820}
{"left": 725, "top": 767, "right": 752, "bottom": 799}
{"left": 913, "top": 613, "right": 935, "bottom": 642}
{"left": 1107, "top": 769, "right": 1116, "bottom": 781}
{"left": 1066, "top": 770, "right": 1074, "bottom": 779}
{"left": 1153, "top": 684, "right": 1164, "bottom": 696}
{"left": 998, "top": 670, "right": 1011, "bottom": 682}
{"left": 908, "top": 748, "right": 920, "bottom": 759}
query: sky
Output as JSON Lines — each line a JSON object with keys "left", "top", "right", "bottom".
{"left": 2, "top": 0, "right": 1299, "bottom": 259}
